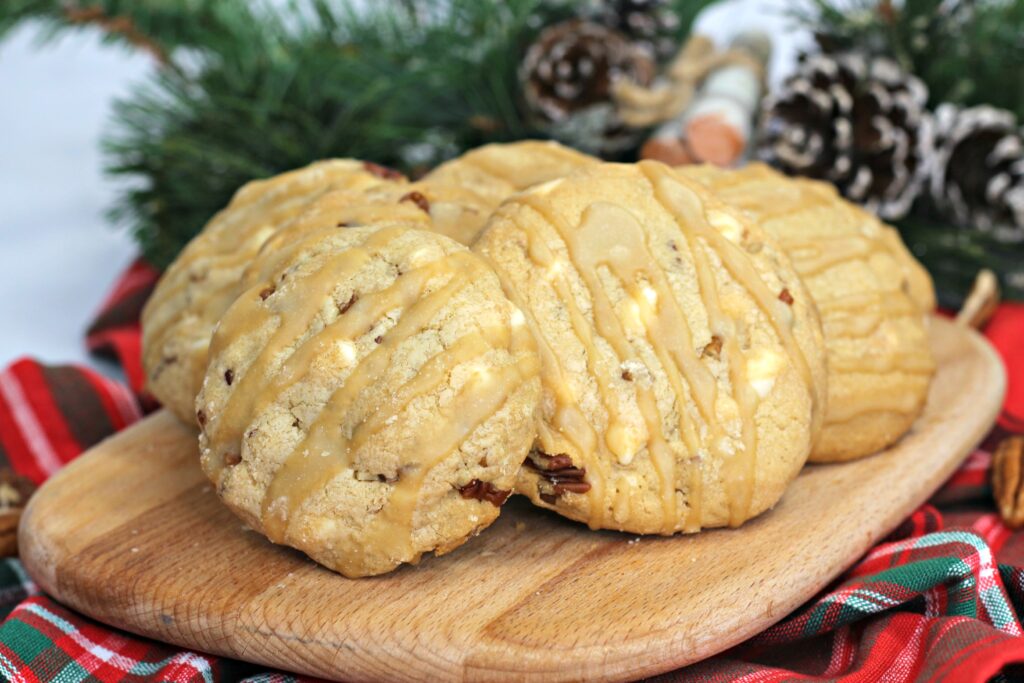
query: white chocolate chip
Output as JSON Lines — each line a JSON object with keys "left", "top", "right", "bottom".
{"left": 707, "top": 210, "right": 744, "bottom": 243}
{"left": 746, "top": 348, "right": 783, "bottom": 398}
{"left": 337, "top": 340, "right": 357, "bottom": 364}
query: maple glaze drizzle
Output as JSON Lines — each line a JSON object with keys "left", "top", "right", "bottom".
{"left": 206, "top": 226, "right": 535, "bottom": 574}
{"left": 687, "top": 165, "right": 935, "bottom": 430}
{"left": 642, "top": 163, "right": 818, "bottom": 526}
{"left": 506, "top": 163, "right": 815, "bottom": 531}
{"left": 479, "top": 252, "right": 609, "bottom": 526}
{"left": 147, "top": 175, "right": 361, "bottom": 339}
{"left": 144, "top": 164, "right": 400, "bottom": 408}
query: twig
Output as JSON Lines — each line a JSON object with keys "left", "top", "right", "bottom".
{"left": 955, "top": 269, "right": 1000, "bottom": 330}
{"left": 63, "top": 4, "right": 170, "bottom": 67}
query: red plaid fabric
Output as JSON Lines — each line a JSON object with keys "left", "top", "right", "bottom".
{"left": 0, "top": 262, "right": 1023, "bottom": 682}
{"left": 84, "top": 259, "right": 161, "bottom": 403}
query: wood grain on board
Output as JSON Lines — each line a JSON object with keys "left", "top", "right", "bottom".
{"left": 19, "top": 316, "right": 1006, "bottom": 682}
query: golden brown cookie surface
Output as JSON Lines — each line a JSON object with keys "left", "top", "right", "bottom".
{"left": 475, "top": 161, "right": 827, "bottom": 534}
{"left": 198, "top": 226, "right": 541, "bottom": 577}
{"left": 142, "top": 160, "right": 405, "bottom": 423}
{"left": 144, "top": 144, "right": 594, "bottom": 425}
{"left": 420, "top": 140, "right": 598, "bottom": 244}
{"left": 683, "top": 163, "right": 936, "bottom": 461}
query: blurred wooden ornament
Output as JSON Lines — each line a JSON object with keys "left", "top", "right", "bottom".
{"left": 615, "top": 34, "right": 718, "bottom": 128}
{"left": 639, "top": 32, "right": 769, "bottom": 167}
{"left": 640, "top": 135, "right": 694, "bottom": 166}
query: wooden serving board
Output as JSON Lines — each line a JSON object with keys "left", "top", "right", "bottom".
{"left": 19, "top": 316, "right": 1006, "bottom": 682}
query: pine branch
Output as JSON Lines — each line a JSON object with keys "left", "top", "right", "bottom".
{"left": 896, "top": 214, "right": 1024, "bottom": 308}
{"left": 794, "top": 0, "right": 1024, "bottom": 119}
{"left": 0, "top": 1, "right": 265, "bottom": 67}
{"left": 61, "top": 4, "right": 168, "bottom": 64}
{"left": 99, "top": 0, "right": 556, "bottom": 267}
{"left": 1, "top": 0, "right": 722, "bottom": 267}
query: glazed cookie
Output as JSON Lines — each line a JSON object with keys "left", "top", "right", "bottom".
{"left": 142, "top": 160, "right": 407, "bottom": 423}
{"left": 197, "top": 226, "right": 541, "bottom": 577}
{"left": 274, "top": 178, "right": 501, "bottom": 248}
{"left": 474, "top": 161, "right": 827, "bottom": 534}
{"left": 683, "top": 163, "right": 936, "bottom": 461}
{"left": 421, "top": 140, "right": 598, "bottom": 243}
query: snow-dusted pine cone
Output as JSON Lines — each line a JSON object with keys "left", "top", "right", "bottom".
{"left": 520, "top": 18, "right": 655, "bottom": 155}
{"left": 929, "top": 104, "right": 1024, "bottom": 242}
{"left": 593, "top": 0, "right": 682, "bottom": 62}
{"left": 758, "top": 52, "right": 932, "bottom": 220}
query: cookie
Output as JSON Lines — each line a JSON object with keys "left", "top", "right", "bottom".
{"left": 145, "top": 144, "right": 591, "bottom": 425}
{"left": 421, "top": 140, "right": 598, "bottom": 243}
{"left": 142, "top": 160, "right": 407, "bottom": 423}
{"left": 683, "top": 163, "right": 935, "bottom": 461}
{"left": 270, "top": 178, "right": 499, "bottom": 248}
{"left": 197, "top": 226, "right": 541, "bottom": 577}
{"left": 474, "top": 161, "right": 827, "bottom": 534}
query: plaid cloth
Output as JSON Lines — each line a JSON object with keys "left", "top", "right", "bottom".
{"left": 0, "top": 263, "right": 1023, "bottom": 683}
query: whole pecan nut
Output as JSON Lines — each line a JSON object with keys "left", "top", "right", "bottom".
{"left": 993, "top": 436, "right": 1024, "bottom": 528}
{"left": 0, "top": 469, "right": 37, "bottom": 557}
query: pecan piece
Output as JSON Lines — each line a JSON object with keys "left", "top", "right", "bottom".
{"left": 0, "top": 469, "right": 37, "bottom": 557}
{"left": 400, "top": 191, "right": 430, "bottom": 214}
{"left": 458, "top": 479, "right": 511, "bottom": 507}
{"left": 362, "top": 161, "right": 405, "bottom": 181}
{"left": 994, "top": 436, "right": 1024, "bottom": 528}
{"left": 524, "top": 452, "right": 591, "bottom": 498}
{"left": 338, "top": 293, "right": 358, "bottom": 315}
{"left": 702, "top": 335, "right": 723, "bottom": 360}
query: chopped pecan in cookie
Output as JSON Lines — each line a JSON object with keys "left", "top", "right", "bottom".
{"left": 400, "top": 191, "right": 430, "bottom": 214}
{"left": 458, "top": 479, "right": 511, "bottom": 507}
{"left": 362, "top": 161, "right": 405, "bottom": 181}
{"left": 525, "top": 451, "right": 591, "bottom": 499}
{"left": 338, "top": 293, "right": 358, "bottom": 315}
{"left": 702, "top": 335, "right": 723, "bottom": 359}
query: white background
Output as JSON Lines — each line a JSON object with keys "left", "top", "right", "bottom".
{"left": 0, "top": 0, "right": 809, "bottom": 374}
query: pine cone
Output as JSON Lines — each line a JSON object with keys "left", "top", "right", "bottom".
{"left": 758, "top": 52, "right": 932, "bottom": 220}
{"left": 929, "top": 104, "right": 1024, "bottom": 242}
{"left": 593, "top": 0, "right": 681, "bottom": 62}
{"left": 521, "top": 18, "right": 654, "bottom": 155}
